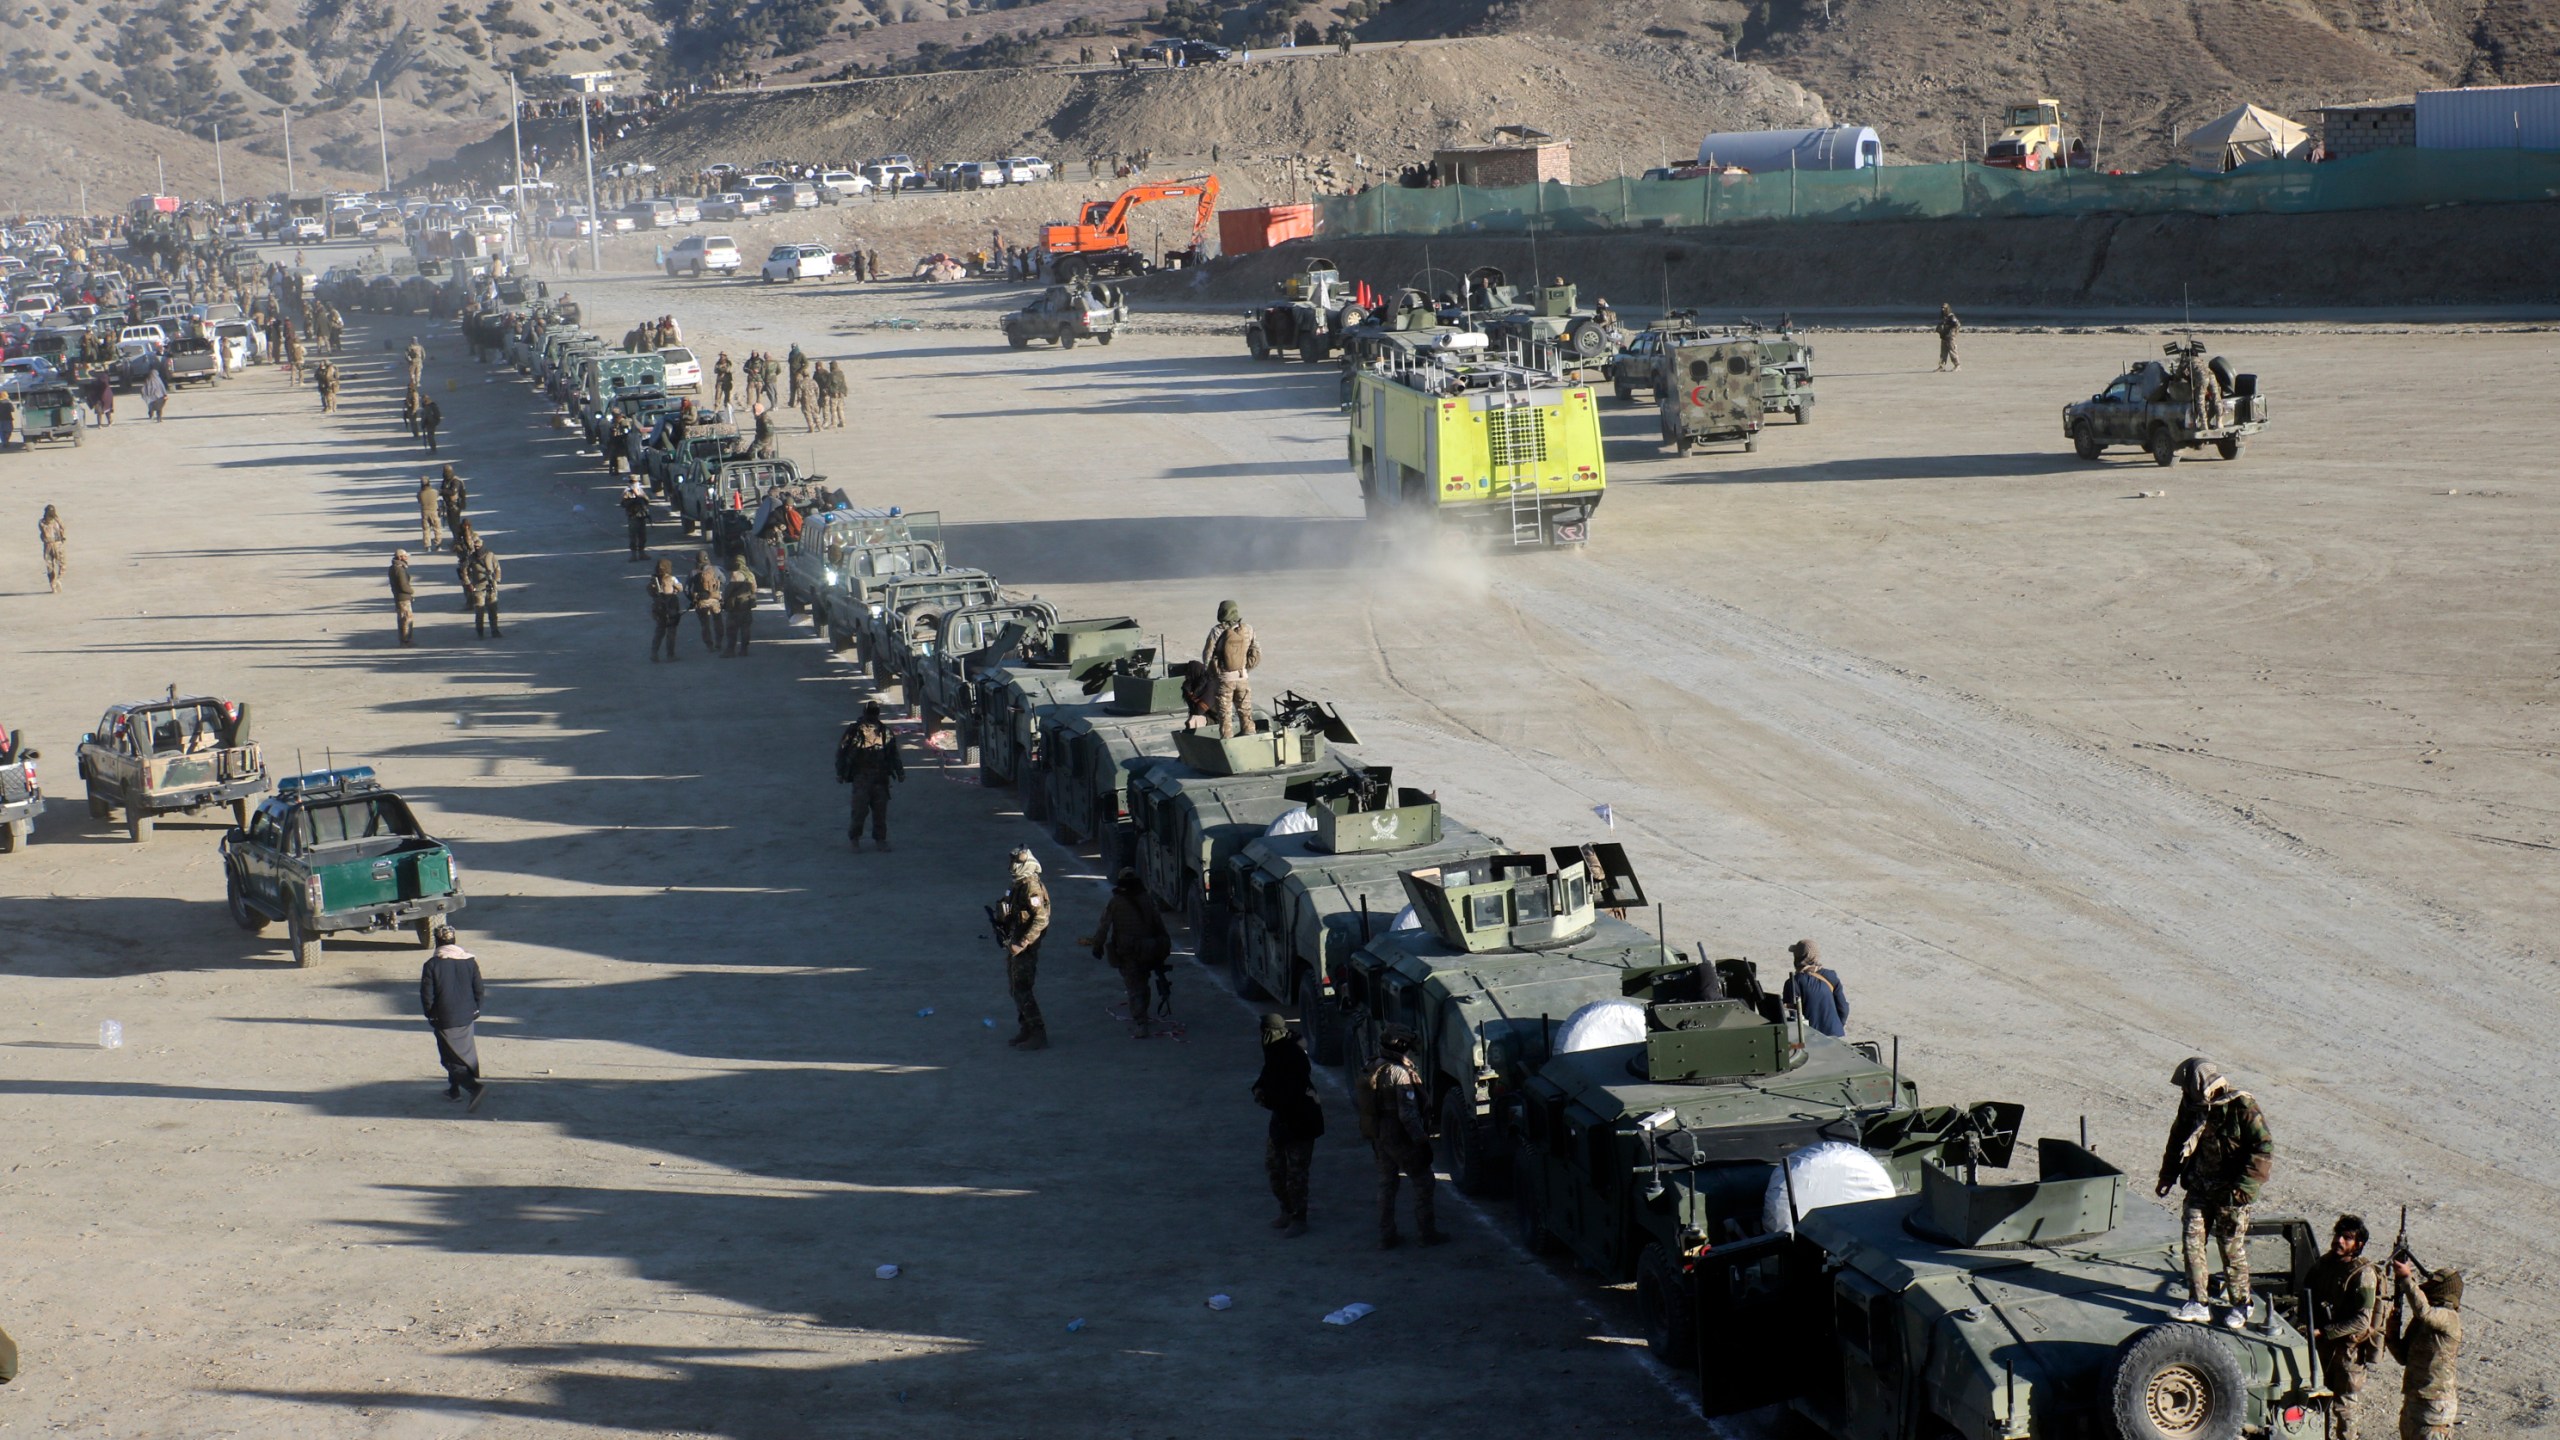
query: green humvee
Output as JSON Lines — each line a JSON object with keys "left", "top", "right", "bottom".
{"left": 1508, "top": 956, "right": 1988, "bottom": 1362}
{"left": 1693, "top": 1133, "right": 2327, "bottom": 1440}
{"left": 1031, "top": 671, "right": 1194, "bottom": 863}
{"left": 75, "top": 692, "right": 269, "bottom": 842}
{"left": 956, "top": 619, "right": 1149, "bottom": 776}
{"left": 220, "top": 766, "right": 466, "bottom": 966}
{"left": 1757, "top": 333, "right": 1816, "bottom": 423}
{"left": 1126, "top": 695, "right": 1362, "bottom": 954}
{"left": 1224, "top": 779, "right": 1501, "bottom": 1064}
{"left": 1333, "top": 844, "right": 1667, "bottom": 1193}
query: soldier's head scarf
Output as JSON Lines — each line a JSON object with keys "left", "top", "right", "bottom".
{"left": 1259, "top": 1012, "right": 1290, "bottom": 1044}
{"left": 2171, "top": 1056, "right": 2229, "bottom": 1102}
{"left": 1112, "top": 867, "right": 1142, "bottom": 894}
{"left": 1217, "top": 599, "right": 1241, "bottom": 624}
{"left": 2422, "top": 1271, "right": 2462, "bottom": 1308}
{"left": 395, "top": 549, "right": 409, "bottom": 564}
{"left": 1379, "top": 1023, "right": 1418, "bottom": 1053}
{"left": 1789, "top": 939, "right": 1820, "bottom": 968}
{"left": 1009, "top": 846, "right": 1041, "bottom": 882}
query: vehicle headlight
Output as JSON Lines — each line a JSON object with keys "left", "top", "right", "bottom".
{"left": 824, "top": 568, "right": 840, "bottom": 586}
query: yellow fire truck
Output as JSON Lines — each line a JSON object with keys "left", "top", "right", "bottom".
{"left": 1344, "top": 338, "right": 1608, "bottom": 547}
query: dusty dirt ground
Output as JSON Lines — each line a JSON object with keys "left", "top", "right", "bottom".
{"left": 3, "top": 249, "right": 2555, "bottom": 1436}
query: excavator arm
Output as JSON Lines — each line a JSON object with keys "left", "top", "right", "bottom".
{"left": 1061, "top": 176, "right": 1222, "bottom": 252}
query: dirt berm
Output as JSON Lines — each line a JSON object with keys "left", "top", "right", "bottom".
{"left": 1156, "top": 200, "right": 2560, "bottom": 311}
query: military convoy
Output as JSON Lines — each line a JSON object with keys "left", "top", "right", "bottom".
{"left": 1244, "top": 259, "right": 1373, "bottom": 363}
{"left": 1031, "top": 672, "right": 1193, "bottom": 858}
{"left": 2066, "top": 340, "right": 2270, "bottom": 465}
{"left": 220, "top": 766, "right": 467, "bottom": 967}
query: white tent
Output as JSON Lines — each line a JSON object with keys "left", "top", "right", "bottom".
{"left": 2183, "top": 103, "right": 2314, "bottom": 172}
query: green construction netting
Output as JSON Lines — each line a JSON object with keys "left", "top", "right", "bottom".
{"left": 1316, "top": 149, "right": 2560, "bottom": 237}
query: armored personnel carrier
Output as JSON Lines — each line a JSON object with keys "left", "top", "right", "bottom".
{"left": 1692, "top": 1129, "right": 2327, "bottom": 1440}
{"left": 1334, "top": 844, "right": 1664, "bottom": 1194}
{"left": 1245, "top": 258, "right": 1372, "bottom": 364}
{"left": 971, "top": 628, "right": 1155, "bottom": 787}
{"left": 1224, "top": 778, "right": 1500, "bottom": 1063}
{"left": 1464, "top": 267, "right": 1616, "bottom": 370}
{"left": 1032, "top": 670, "right": 1195, "bottom": 863}
{"left": 1657, "top": 337, "right": 1764, "bottom": 457}
{"left": 1126, "top": 694, "right": 1363, "bottom": 956}
{"left": 1507, "top": 957, "right": 1995, "bottom": 1362}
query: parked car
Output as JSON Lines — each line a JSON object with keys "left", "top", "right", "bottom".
{"left": 1003, "top": 156, "right": 1054, "bottom": 182}
{"left": 761, "top": 243, "right": 837, "bottom": 282}
{"left": 287, "top": 216, "right": 324, "bottom": 240}
{"left": 819, "top": 169, "right": 874, "bottom": 197}
{"left": 861, "top": 162, "right": 918, "bottom": 192}
{"left": 621, "top": 199, "right": 677, "bottom": 230}
{"left": 785, "top": 180, "right": 821, "bottom": 210}
{"left": 699, "top": 193, "right": 762, "bottom": 221}
{"left": 662, "top": 197, "right": 703, "bottom": 224}
{"left": 658, "top": 346, "right": 702, "bottom": 391}
{"left": 666, "top": 235, "right": 744, "bottom": 277}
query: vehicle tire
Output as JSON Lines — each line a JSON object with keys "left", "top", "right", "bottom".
{"left": 1059, "top": 335, "right": 1078, "bottom": 350}
{"left": 2216, "top": 435, "right": 2244, "bottom": 461}
{"left": 226, "top": 872, "right": 270, "bottom": 933}
{"left": 1511, "top": 1144, "right": 1557, "bottom": 1254}
{"left": 1796, "top": 404, "right": 1811, "bottom": 424}
{"left": 1007, "top": 332, "right": 1029, "bottom": 350}
{"left": 1298, "top": 332, "right": 1326, "bottom": 364}
{"left": 1613, "top": 377, "right": 1632, "bottom": 405}
{"left": 2151, "top": 426, "right": 2180, "bottom": 467}
{"left": 1635, "top": 1243, "right": 1698, "bottom": 1366}
{"left": 288, "top": 912, "right": 323, "bottom": 968}
{"left": 1438, "top": 1088, "right": 1504, "bottom": 1197}
{"left": 1566, "top": 318, "right": 1605, "bottom": 357}
{"left": 127, "top": 810, "right": 152, "bottom": 843}
{"left": 1096, "top": 332, "right": 1114, "bottom": 346}
{"left": 2073, "top": 420, "right": 2103, "bottom": 461}
{"left": 2109, "top": 1324, "right": 2246, "bottom": 1440}
{"left": 692, "top": 262, "right": 704, "bottom": 278}
{"left": 1297, "top": 971, "right": 1343, "bottom": 1066}
{"left": 1676, "top": 438, "right": 1695, "bottom": 458}
{"left": 1246, "top": 326, "right": 1270, "bottom": 360}
{"left": 88, "top": 789, "right": 108, "bottom": 820}
{"left": 1743, "top": 437, "right": 1758, "bottom": 453}
{"left": 413, "top": 919, "right": 436, "bottom": 947}
{"left": 0, "top": 818, "right": 26, "bottom": 852}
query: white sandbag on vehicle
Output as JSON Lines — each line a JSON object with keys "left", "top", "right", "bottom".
{"left": 1390, "top": 904, "right": 1421, "bottom": 931}
{"left": 1553, "top": 999, "right": 1647, "bottom": 1054}
{"left": 1762, "top": 1141, "right": 1896, "bottom": 1236}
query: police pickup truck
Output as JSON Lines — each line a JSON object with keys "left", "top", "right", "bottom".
{"left": 220, "top": 766, "right": 466, "bottom": 967}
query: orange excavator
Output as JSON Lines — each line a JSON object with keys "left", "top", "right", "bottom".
{"left": 1041, "top": 175, "right": 1220, "bottom": 281}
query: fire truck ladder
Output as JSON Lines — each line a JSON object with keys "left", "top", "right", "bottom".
{"left": 1486, "top": 396, "right": 1548, "bottom": 547}
{"left": 1505, "top": 478, "right": 1543, "bottom": 546}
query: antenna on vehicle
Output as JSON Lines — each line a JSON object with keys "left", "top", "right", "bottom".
{"left": 1890, "top": 1035, "right": 1901, "bottom": 1101}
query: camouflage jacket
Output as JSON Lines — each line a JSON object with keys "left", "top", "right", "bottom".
{"left": 1202, "top": 621, "right": 1260, "bottom": 677}
{"left": 996, "top": 875, "right": 1050, "bottom": 950}
{"left": 836, "top": 720, "right": 903, "bottom": 784}
{"left": 1089, "top": 890, "right": 1169, "bottom": 971}
{"left": 2158, "top": 1090, "right": 2274, "bottom": 1208}
{"left": 2308, "top": 1253, "right": 2383, "bottom": 1349}
{"left": 2389, "top": 1280, "right": 2460, "bottom": 1404}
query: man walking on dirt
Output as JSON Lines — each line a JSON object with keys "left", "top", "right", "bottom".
{"left": 420, "top": 924, "right": 488, "bottom": 1109}
{"left": 721, "top": 553, "right": 758, "bottom": 655}
{"left": 462, "top": 538, "right": 503, "bottom": 639}
{"left": 390, "top": 549, "right": 416, "bottom": 645}
{"left": 1935, "top": 303, "right": 1962, "bottom": 371}
{"left": 621, "top": 476, "right": 650, "bottom": 559}
{"left": 1201, "top": 600, "right": 1262, "bottom": 739}
{"left": 2155, "top": 1057, "right": 2274, "bottom": 1329}
{"left": 416, "top": 474, "right": 443, "bottom": 552}
{"left": 1252, "top": 1012, "right": 1323, "bottom": 1236}
{"left": 994, "top": 846, "right": 1051, "bottom": 1050}
{"left": 419, "top": 396, "right": 443, "bottom": 453}
{"left": 38, "top": 504, "right": 67, "bottom": 594}
{"left": 1088, "top": 868, "right": 1171, "bottom": 1035}
{"left": 835, "top": 700, "right": 904, "bottom": 850}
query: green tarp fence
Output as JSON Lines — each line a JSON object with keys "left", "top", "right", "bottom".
{"left": 1316, "top": 149, "right": 2560, "bottom": 237}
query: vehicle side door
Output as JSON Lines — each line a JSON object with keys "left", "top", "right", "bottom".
{"left": 1692, "top": 1230, "right": 1829, "bottom": 1417}
{"left": 239, "top": 805, "right": 288, "bottom": 910}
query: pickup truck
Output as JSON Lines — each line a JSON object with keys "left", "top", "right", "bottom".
{"left": 220, "top": 766, "right": 466, "bottom": 966}
{"left": 859, "top": 571, "right": 1006, "bottom": 695}
{"left": 76, "top": 692, "right": 270, "bottom": 841}
{"left": 0, "top": 727, "right": 42, "bottom": 852}
{"left": 165, "top": 334, "right": 221, "bottom": 386}
{"left": 781, "top": 508, "right": 941, "bottom": 631}
{"left": 678, "top": 456, "right": 804, "bottom": 549}
{"left": 902, "top": 598, "right": 1068, "bottom": 741}
{"left": 2064, "top": 341, "right": 2268, "bottom": 466}
{"left": 651, "top": 427, "right": 742, "bottom": 512}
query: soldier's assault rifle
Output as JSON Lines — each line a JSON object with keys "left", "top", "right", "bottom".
{"left": 2390, "top": 1206, "right": 2434, "bottom": 1283}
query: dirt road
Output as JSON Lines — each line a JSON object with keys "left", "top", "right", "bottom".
{"left": 2, "top": 258, "right": 2551, "bottom": 1435}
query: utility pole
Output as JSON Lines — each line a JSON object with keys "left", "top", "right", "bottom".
{"left": 577, "top": 87, "right": 603, "bottom": 271}
{"left": 214, "top": 122, "right": 226, "bottom": 205}
{"left": 157, "top": 152, "right": 166, "bottom": 195}
{"left": 509, "top": 73, "right": 529, "bottom": 255}
{"left": 284, "top": 107, "right": 296, "bottom": 193}
{"left": 376, "top": 80, "right": 393, "bottom": 192}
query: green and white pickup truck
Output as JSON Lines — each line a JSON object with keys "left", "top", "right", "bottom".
{"left": 220, "top": 766, "right": 465, "bottom": 966}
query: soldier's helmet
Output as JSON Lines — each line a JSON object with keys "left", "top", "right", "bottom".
{"left": 1378, "top": 1023, "right": 1418, "bottom": 1053}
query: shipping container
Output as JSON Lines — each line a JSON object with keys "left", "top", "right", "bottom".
{"left": 2416, "top": 83, "right": 2560, "bottom": 152}
{"left": 1217, "top": 204, "right": 1318, "bottom": 257}
{"left": 1695, "top": 126, "right": 1882, "bottom": 172}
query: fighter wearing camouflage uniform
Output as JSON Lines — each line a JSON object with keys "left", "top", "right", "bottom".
{"left": 2155, "top": 1056, "right": 2274, "bottom": 1328}
{"left": 835, "top": 701, "right": 904, "bottom": 850}
{"left": 390, "top": 549, "right": 416, "bottom": 645}
{"left": 2309, "top": 1214, "right": 2387, "bottom": 1440}
{"left": 416, "top": 475, "right": 443, "bottom": 552}
{"left": 994, "top": 847, "right": 1051, "bottom": 1050}
{"left": 688, "top": 551, "right": 725, "bottom": 651}
{"left": 2387, "top": 1260, "right": 2461, "bottom": 1440}
{"left": 462, "top": 540, "right": 503, "bottom": 639}
{"left": 1200, "top": 600, "right": 1262, "bottom": 739}
{"left": 1359, "top": 1025, "right": 1445, "bottom": 1249}
{"left": 1087, "top": 868, "right": 1171, "bottom": 1036}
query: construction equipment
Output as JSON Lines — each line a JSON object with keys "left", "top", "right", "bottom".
{"left": 1984, "top": 98, "right": 2070, "bottom": 170}
{"left": 1041, "top": 176, "right": 1220, "bottom": 282}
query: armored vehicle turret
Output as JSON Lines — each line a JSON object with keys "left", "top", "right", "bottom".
{"left": 1224, "top": 777, "right": 1501, "bottom": 1063}
{"left": 1127, "top": 693, "right": 1362, "bottom": 955}
{"left": 1335, "top": 844, "right": 1666, "bottom": 1193}
{"left": 971, "top": 627, "right": 1154, "bottom": 787}
{"left": 1032, "top": 670, "right": 1197, "bottom": 865}
{"left": 1692, "top": 1130, "right": 2327, "bottom": 1440}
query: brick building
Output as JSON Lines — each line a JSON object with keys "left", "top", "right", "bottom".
{"left": 2317, "top": 100, "right": 2415, "bottom": 160}
{"left": 1431, "top": 126, "right": 1573, "bottom": 187}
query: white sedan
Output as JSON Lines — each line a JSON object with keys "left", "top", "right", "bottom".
{"left": 760, "top": 243, "right": 837, "bottom": 282}
{"left": 658, "top": 346, "right": 702, "bottom": 390}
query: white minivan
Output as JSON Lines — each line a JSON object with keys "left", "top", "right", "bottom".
{"left": 760, "top": 243, "right": 836, "bottom": 282}
{"left": 665, "top": 234, "right": 744, "bottom": 278}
